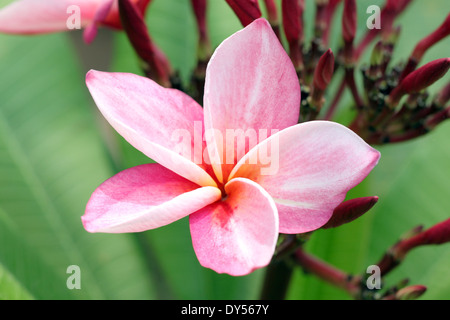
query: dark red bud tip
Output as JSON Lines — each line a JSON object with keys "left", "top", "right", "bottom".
{"left": 342, "top": 0, "right": 357, "bottom": 44}
{"left": 412, "top": 13, "right": 450, "bottom": 61}
{"left": 420, "top": 218, "right": 450, "bottom": 245}
{"left": 384, "top": 0, "right": 412, "bottom": 15}
{"left": 388, "top": 58, "right": 450, "bottom": 106}
{"left": 313, "top": 49, "right": 335, "bottom": 91}
{"left": 263, "top": 0, "right": 279, "bottom": 24}
{"left": 225, "top": 0, "right": 262, "bottom": 27}
{"left": 396, "top": 218, "right": 450, "bottom": 257}
{"left": 282, "top": 0, "right": 304, "bottom": 44}
{"left": 322, "top": 196, "right": 378, "bottom": 229}
{"left": 119, "top": 0, "right": 171, "bottom": 86}
{"left": 191, "top": 0, "right": 208, "bottom": 39}
{"left": 402, "top": 58, "right": 450, "bottom": 93}
{"left": 395, "top": 285, "right": 427, "bottom": 300}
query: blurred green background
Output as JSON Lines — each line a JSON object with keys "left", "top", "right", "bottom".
{"left": 0, "top": 0, "right": 449, "bottom": 300}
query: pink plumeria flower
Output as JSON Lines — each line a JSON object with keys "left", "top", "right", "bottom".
{"left": 82, "top": 18, "right": 380, "bottom": 276}
{"left": 0, "top": 0, "right": 150, "bottom": 43}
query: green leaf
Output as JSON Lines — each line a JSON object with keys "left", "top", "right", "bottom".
{"left": 0, "top": 260, "right": 34, "bottom": 300}
{"left": 0, "top": 33, "right": 156, "bottom": 299}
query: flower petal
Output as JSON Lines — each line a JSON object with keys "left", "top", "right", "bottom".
{"left": 0, "top": 0, "right": 104, "bottom": 34}
{"left": 189, "top": 177, "right": 279, "bottom": 276}
{"left": 203, "top": 18, "right": 300, "bottom": 183}
{"left": 83, "top": 0, "right": 115, "bottom": 44}
{"left": 86, "top": 70, "right": 217, "bottom": 187}
{"left": 229, "top": 121, "right": 380, "bottom": 234}
{"left": 83, "top": 163, "right": 221, "bottom": 233}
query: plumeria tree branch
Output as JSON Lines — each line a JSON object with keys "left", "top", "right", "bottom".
{"left": 292, "top": 218, "right": 450, "bottom": 300}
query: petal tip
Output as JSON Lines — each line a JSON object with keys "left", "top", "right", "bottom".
{"left": 81, "top": 214, "right": 97, "bottom": 233}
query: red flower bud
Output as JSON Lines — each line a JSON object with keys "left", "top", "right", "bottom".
{"left": 322, "top": 0, "right": 342, "bottom": 46}
{"left": 342, "top": 0, "right": 357, "bottom": 44}
{"left": 118, "top": 0, "right": 171, "bottom": 86}
{"left": 412, "top": 13, "right": 450, "bottom": 62}
{"left": 396, "top": 218, "right": 450, "bottom": 259}
{"left": 282, "top": 0, "right": 305, "bottom": 70}
{"left": 191, "top": 0, "right": 208, "bottom": 42}
{"left": 313, "top": 49, "right": 335, "bottom": 91}
{"left": 395, "top": 285, "right": 427, "bottom": 300}
{"left": 263, "top": 0, "right": 279, "bottom": 25}
{"left": 400, "top": 13, "right": 450, "bottom": 81}
{"left": 322, "top": 196, "right": 378, "bottom": 229}
{"left": 388, "top": 58, "right": 450, "bottom": 106}
{"left": 282, "top": 0, "right": 304, "bottom": 44}
{"left": 225, "top": 0, "right": 262, "bottom": 27}
{"left": 384, "top": 0, "right": 412, "bottom": 16}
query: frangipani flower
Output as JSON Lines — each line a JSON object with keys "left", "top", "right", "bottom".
{"left": 0, "top": 0, "right": 151, "bottom": 43}
{"left": 82, "top": 18, "right": 380, "bottom": 276}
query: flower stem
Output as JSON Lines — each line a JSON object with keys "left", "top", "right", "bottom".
{"left": 294, "top": 247, "right": 360, "bottom": 298}
{"left": 323, "top": 74, "right": 346, "bottom": 120}
{"left": 260, "top": 258, "right": 294, "bottom": 300}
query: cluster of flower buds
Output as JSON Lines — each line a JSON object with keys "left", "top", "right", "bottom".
{"left": 117, "top": 0, "right": 448, "bottom": 144}
{"left": 222, "top": 0, "right": 450, "bottom": 145}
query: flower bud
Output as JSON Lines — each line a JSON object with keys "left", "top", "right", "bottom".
{"left": 225, "top": 0, "right": 262, "bottom": 27}
{"left": 263, "top": 0, "right": 278, "bottom": 25}
{"left": 395, "top": 285, "right": 427, "bottom": 300}
{"left": 342, "top": 0, "right": 357, "bottom": 44}
{"left": 395, "top": 218, "right": 450, "bottom": 259}
{"left": 118, "top": 0, "right": 171, "bottom": 86}
{"left": 322, "top": 196, "right": 378, "bottom": 229}
{"left": 412, "top": 13, "right": 450, "bottom": 62}
{"left": 400, "top": 13, "right": 450, "bottom": 81}
{"left": 83, "top": 0, "right": 115, "bottom": 44}
{"left": 388, "top": 58, "right": 450, "bottom": 106}
{"left": 282, "top": 0, "right": 305, "bottom": 71}
{"left": 322, "top": 0, "right": 342, "bottom": 46}
{"left": 191, "top": 0, "right": 211, "bottom": 61}
{"left": 313, "top": 49, "right": 335, "bottom": 91}
{"left": 282, "top": 0, "right": 304, "bottom": 44}
{"left": 191, "top": 0, "right": 208, "bottom": 41}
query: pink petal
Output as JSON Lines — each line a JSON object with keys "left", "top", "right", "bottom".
{"left": 229, "top": 121, "right": 380, "bottom": 234}
{"left": 86, "top": 70, "right": 217, "bottom": 187}
{"left": 189, "top": 178, "right": 279, "bottom": 276}
{"left": 83, "top": 163, "right": 221, "bottom": 233}
{"left": 83, "top": 0, "right": 115, "bottom": 44}
{"left": 0, "top": 0, "right": 105, "bottom": 34}
{"left": 203, "top": 18, "right": 300, "bottom": 183}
